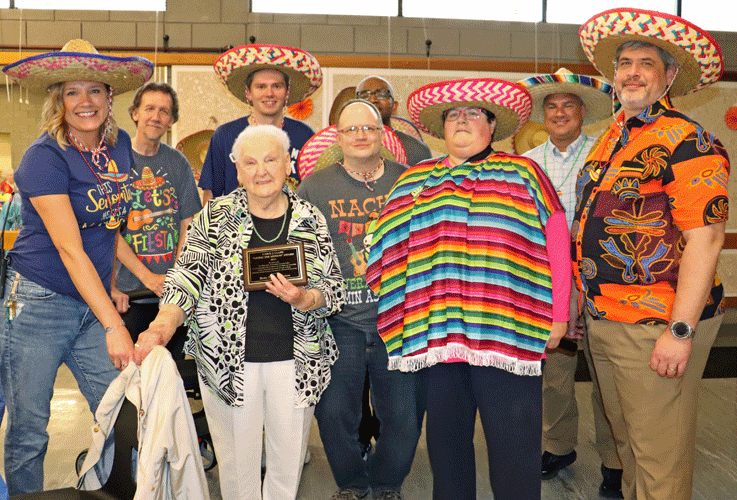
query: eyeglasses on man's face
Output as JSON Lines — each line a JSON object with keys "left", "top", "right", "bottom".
{"left": 356, "top": 89, "right": 393, "bottom": 101}
{"left": 442, "top": 107, "right": 487, "bottom": 122}
{"left": 337, "top": 125, "right": 382, "bottom": 136}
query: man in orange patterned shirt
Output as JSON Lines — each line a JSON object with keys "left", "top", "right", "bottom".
{"left": 575, "top": 9, "right": 729, "bottom": 500}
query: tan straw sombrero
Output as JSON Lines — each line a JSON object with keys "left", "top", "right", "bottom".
{"left": 214, "top": 44, "right": 322, "bottom": 106}
{"left": 518, "top": 68, "right": 614, "bottom": 124}
{"left": 329, "top": 87, "right": 357, "bottom": 125}
{"left": 407, "top": 78, "right": 532, "bottom": 141}
{"left": 513, "top": 121, "right": 550, "bottom": 155}
{"left": 2, "top": 39, "right": 153, "bottom": 94}
{"left": 176, "top": 129, "right": 215, "bottom": 182}
{"left": 297, "top": 125, "right": 407, "bottom": 181}
{"left": 579, "top": 8, "right": 723, "bottom": 96}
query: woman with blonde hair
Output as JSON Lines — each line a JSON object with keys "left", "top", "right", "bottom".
{"left": 0, "top": 40, "right": 152, "bottom": 495}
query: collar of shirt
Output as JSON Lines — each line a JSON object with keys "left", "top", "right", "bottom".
{"left": 546, "top": 131, "right": 588, "bottom": 159}
{"left": 615, "top": 96, "right": 672, "bottom": 145}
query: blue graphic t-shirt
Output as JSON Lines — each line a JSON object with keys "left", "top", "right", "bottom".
{"left": 10, "top": 131, "right": 134, "bottom": 301}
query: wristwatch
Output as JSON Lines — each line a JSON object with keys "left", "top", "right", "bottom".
{"left": 670, "top": 320, "right": 695, "bottom": 340}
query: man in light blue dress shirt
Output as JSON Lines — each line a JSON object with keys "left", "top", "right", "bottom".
{"left": 519, "top": 68, "right": 624, "bottom": 499}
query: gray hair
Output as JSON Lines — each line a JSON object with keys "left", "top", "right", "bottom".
{"left": 614, "top": 40, "right": 678, "bottom": 72}
{"left": 230, "top": 125, "right": 291, "bottom": 163}
{"left": 356, "top": 75, "right": 395, "bottom": 100}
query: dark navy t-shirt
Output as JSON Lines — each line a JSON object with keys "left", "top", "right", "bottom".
{"left": 9, "top": 131, "right": 134, "bottom": 301}
{"left": 197, "top": 115, "right": 314, "bottom": 196}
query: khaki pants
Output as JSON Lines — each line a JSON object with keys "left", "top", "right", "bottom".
{"left": 585, "top": 314, "right": 722, "bottom": 500}
{"left": 542, "top": 283, "right": 619, "bottom": 468}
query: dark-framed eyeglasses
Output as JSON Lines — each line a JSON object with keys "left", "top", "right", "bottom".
{"left": 356, "top": 89, "right": 393, "bottom": 101}
{"left": 337, "top": 125, "right": 382, "bottom": 136}
{"left": 442, "top": 107, "right": 489, "bottom": 122}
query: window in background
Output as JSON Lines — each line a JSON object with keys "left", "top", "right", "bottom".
{"left": 251, "top": 0, "right": 397, "bottom": 16}
{"left": 546, "top": 0, "right": 676, "bottom": 24}
{"left": 681, "top": 1, "right": 735, "bottom": 32}
{"left": 403, "top": 0, "right": 542, "bottom": 22}
{"left": 15, "top": 0, "right": 165, "bottom": 10}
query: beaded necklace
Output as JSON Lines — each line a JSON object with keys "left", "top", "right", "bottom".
{"left": 542, "top": 136, "right": 588, "bottom": 195}
{"left": 250, "top": 194, "right": 288, "bottom": 244}
{"left": 70, "top": 136, "right": 123, "bottom": 229}
{"left": 340, "top": 158, "right": 384, "bottom": 191}
{"left": 248, "top": 113, "right": 285, "bottom": 129}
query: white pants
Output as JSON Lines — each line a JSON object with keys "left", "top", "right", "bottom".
{"left": 200, "top": 360, "right": 314, "bottom": 500}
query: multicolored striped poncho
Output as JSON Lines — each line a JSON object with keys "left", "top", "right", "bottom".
{"left": 366, "top": 151, "right": 564, "bottom": 376}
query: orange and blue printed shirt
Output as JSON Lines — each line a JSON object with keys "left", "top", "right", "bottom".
{"left": 573, "top": 97, "right": 729, "bottom": 325}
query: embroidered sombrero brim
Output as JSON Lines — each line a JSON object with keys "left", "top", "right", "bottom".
{"left": 407, "top": 78, "right": 532, "bottom": 141}
{"left": 2, "top": 39, "right": 153, "bottom": 94}
{"left": 518, "top": 68, "right": 614, "bottom": 124}
{"left": 214, "top": 44, "right": 322, "bottom": 106}
{"left": 579, "top": 8, "right": 723, "bottom": 96}
{"left": 297, "top": 125, "right": 407, "bottom": 180}
{"left": 176, "top": 129, "right": 215, "bottom": 181}
{"left": 513, "top": 121, "right": 549, "bottom": 155}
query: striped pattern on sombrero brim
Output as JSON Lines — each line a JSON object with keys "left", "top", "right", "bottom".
{"left": 579, "top": 8, "right": 723, "bottom": 96}
{"left": 518, "top": 68, "right": 614, "bottom": 125}
{"left": 297, "top": 125, "right": 407, "bottom": 180}
{"left": 214, "top": 44, "right": 322, "bottom": 106}
{"left": 407, "top": 78, "right": 532, "bottom": 141}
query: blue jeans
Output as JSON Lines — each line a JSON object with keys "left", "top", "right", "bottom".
{"left": 315, "top": 321, "right": 421, "bottom": 493}
{"left": 0, "top": 271, "right": 119, "bottom": 495}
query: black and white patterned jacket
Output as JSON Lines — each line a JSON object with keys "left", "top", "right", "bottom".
{"left": 161, "top": 187, "right": 346, "bottom": 408}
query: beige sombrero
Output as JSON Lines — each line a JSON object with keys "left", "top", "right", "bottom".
{"left": 176, "top": 129, "right": 215, "bottom": 182}
{"left": 579, "top": 8, "right": 723, "bottom": 96}
{"left": 513, "top": 121, "right": 550, "bottom": 155}
{"left": 297, "top": 125, "right": 408, "bottom": 181}
{"left": 213, "top": 44, "right": 322, "bottom": 106}
{"left": 2, "top": 39, "right": 153, "bottom": 94}
{"left": 407, "top": 78, "right": 532, "bottom": 141}
{"left": 329, "top": 87, "right": 357, "bottom": 125}
{"left": 518, "top": 68, "right": 614, "bottom": 124}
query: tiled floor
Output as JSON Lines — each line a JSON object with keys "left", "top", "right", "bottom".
{"left": 1, "top": 366, "right": 735, "bottom": 499}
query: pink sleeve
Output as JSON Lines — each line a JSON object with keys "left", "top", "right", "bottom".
{"left": 546, "top": 210, "right": 572, "bottom": 322}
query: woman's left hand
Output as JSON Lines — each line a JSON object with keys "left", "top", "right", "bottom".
{"left": 266, "top": 273, "right": 313, "bottom": 311}
{"left": 105, "top": 323, "right": 135, "bottom": 370}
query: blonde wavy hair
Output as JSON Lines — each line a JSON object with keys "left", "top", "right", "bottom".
{"left": 40, "top": 82, "right": 119, "bottom": 149}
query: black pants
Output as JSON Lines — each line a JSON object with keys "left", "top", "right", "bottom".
{"left": 121, "top": 301, "right": 187, "bottom": 359}
{"left": 425, "top": 362, "right": 542, "bottom": 500}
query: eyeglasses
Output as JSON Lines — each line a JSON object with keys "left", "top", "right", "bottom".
{"left": 442, "top": 107, "right": 488, "bottom": 122}
{"left": 337, "top": 125, "right": 382, "bottom": 136}
{"left": 356, "top": 89, "right": 393, "bottom": 101}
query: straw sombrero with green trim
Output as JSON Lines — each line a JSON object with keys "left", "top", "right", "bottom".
{"left": 518, "top": 68, "right": 614, "bottom": 124}
{"left": 407, "top": 78, "right": 532, "bottom": 141}
{"left": 214, "top": 44, "right": 322, "bottom": 106}
{"left": 1, "top": 39, "right": 153, "bottom": 94}
{"left": 579, "top": 8, "right": 723, "bottom": 96}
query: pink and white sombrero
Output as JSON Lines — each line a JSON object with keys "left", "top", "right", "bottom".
{"left": 407, "top": 78, "right": 532, "bottom": 141}
{"left": 2, "top": 39, "right": 153, "bottom": 94}
{"left": 579, "top": 8, "right": 723, "bottom": 96}
{"left": 214, "top": 44, "right": 322, "bottom": 106}
{"left": 297, "top": 125, "right": 408, "bottom": 180}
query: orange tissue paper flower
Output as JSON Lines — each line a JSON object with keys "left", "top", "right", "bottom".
{"left": 725, "top": 106, "right": 737, "bottom": 130}
{"left": 288, "top": 98, "right": 313, "bottom": 120}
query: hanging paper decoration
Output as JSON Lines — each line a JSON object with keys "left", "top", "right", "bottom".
{"left": 288, "top": 98, "right": 313, "bottom": 120}
{"left": 725, "top": 106, "right": 737, "bottom": 130}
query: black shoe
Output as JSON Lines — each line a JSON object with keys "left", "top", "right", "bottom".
{"left": 599, "top": 465, "right": 623, "bottom": 499}
{"left": 541, "top": 450, "right": 577, "bottom": 479}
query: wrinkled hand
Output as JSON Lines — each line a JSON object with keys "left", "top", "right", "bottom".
{"left": 133, "top": 323, "right": 170, "bottom": 365}
{"left": 265, "top": 273, "right": 312, "bottom": 311}
{"left": 111, "top": 287, "right": 130, "bottom": 314}
{"left": 546, "top": 321, "right": 568, "bottom": 350}
{"left": 650, "top": 329, "right": 692, "bottom": 378}
{"left": 105, "top": 323, "right": 135, "bottom": 370}
{"left": 144, "top": 273, "right": 166, "bottom": 297}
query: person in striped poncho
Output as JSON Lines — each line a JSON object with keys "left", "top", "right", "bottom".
{"left": 366, "top": 78, "right": 572, "bottom": 500}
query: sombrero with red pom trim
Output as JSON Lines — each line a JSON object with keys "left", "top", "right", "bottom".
{"left": 214, "top": 44, "right": 322, "bottom": 106}
{"left": 407, "top": 78, "right": 532, "bottom": 141}
{"left": 579, "top": 8, "right": 723, "bottom": 96}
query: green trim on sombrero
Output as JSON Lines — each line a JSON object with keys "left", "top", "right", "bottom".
{"left": 579, "top": 8, "right": 723, "bottom": 96}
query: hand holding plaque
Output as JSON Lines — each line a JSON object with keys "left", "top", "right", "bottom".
{"left": 243, "top": 242, "right": 308, "bottom": 291}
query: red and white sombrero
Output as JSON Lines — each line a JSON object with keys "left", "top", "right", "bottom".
{"left": 579, "top": 8, "right": 723, "bottom": 96}
{"left": 214, "top": 44, "right": 322, "bottom": 106}
{"left": 407, "top": 78, "right": 532, "bottom": 141}
{"left": 297, "top": 125, "right": 408, "bottom": 180}
{"left": 2, "top": 39, "right": 153, "bottom": 94}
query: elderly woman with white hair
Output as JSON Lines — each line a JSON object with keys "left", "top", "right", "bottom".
{"left": 134, "top": 124, "right": 346, "bottom": 500}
